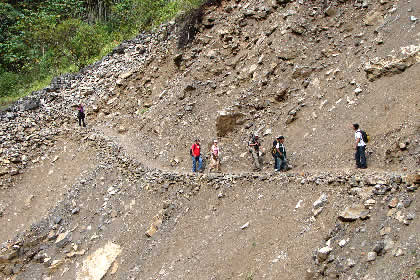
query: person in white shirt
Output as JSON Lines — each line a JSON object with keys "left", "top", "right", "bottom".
{"left": 353, "top": 123, "right": 367, "bottom": 169}
{"left": 209, "top": 139, "right": 220, "bottom": 172}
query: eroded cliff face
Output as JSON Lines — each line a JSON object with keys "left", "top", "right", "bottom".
{"left": 0, "top": 0, "right": 419, "bottom": 279}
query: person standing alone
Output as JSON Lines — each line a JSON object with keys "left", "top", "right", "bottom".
{"left": 190, "top": 139, "right": 203, "bottom": 173}
{"left": 77, "top": 104, "right": 86, "bottom": 127}
{"left": 353, "top": 123, "right": 367, "bottom": 169}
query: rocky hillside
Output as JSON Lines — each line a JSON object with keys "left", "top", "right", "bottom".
{"left": 0, "top": 0, "right": 419, "bottom": 279}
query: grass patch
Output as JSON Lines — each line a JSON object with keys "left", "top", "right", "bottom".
{"left": 246, "top": 272, "right": 254, "bottom": 280}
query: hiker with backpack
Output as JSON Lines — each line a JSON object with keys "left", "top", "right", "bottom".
{"left": 248, "top": 133, "right": 261, "bottom": 171}
{"left": 209, "top": 139, "right": 221, "bottom": 173}
{"left": 272, "top": 136, "right": 288, "bottom": 171}
{"left": 190, "top": 139, "right": 203, "bottom": 173}
{"left": 353, "top": 123, "right": 368, "bottom": 169}
{"left": 77, "top": 104, "right": 86, "bottom": 127}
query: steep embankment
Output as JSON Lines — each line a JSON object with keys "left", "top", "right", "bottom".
{"left": 0, "top": 0, "right": 419, "bottom": 279}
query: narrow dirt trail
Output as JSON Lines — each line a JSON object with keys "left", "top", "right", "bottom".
{"left": 96, "top": 123, "right": 396, "bottom": 177}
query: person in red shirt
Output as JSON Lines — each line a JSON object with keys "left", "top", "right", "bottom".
{"left": 190, "top": 139, "right": 203, "bottom": 172}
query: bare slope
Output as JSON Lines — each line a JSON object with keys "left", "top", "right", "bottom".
{"left": 0, "top": 0, "right": 419, "bottom": 280}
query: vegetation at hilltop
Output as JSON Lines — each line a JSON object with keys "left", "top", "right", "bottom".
{"left": 0, "top": 0, "right": 203, "bottom": 104}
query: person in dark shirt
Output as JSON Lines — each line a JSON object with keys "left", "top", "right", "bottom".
{"left": 77, "top": 104, "right": 86, "bottom": 127}
{"left": 277, "top": 136, "right": 289, "bottom": 171}
{"left": 273, "top": 136, "right": 282, "bottom": 171}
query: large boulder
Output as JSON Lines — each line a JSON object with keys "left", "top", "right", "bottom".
{"left": 216, "top": 110, "right": 246, "bottom": 137}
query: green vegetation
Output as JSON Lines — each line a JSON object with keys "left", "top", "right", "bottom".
{"left": 0, "top": 0, "right": 206, "bottom": 105}
{"left": 246, "top": 272, "right": 254, "bottom": 280}
{"left": 416, "top": 269, "right": 420, "bottom": 277}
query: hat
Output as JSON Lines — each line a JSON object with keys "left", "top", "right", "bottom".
{"left": 254, "top": 133, "right": 259, "bottom": 137}
{"left": 214, "top": 139, "right": 218, "bottom": 143}
{"left": 277, "top": 135, "right": 284, "bottom": 139}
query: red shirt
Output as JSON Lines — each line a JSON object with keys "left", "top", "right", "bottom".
{"left": 191, "top": 143, "right": 201, "bottom": 157}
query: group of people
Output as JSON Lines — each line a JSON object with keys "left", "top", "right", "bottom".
{"left": 190, "top": 139, "right": 220, "bottom": 173}
{"left": 189, "top": 133, "right": 291, "bottom": 174}
{"left": 190, "top": 123, "right": 368, "bottom": 173}
{"left": 76, "top": 105, "right": 367, "bottom": 172}
{"left": 248, "top": 133, "right": 290, "bottom": 172}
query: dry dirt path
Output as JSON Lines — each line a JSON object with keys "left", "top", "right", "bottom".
{"left": 0, "top": 137, "right": 97, "bottom": 243}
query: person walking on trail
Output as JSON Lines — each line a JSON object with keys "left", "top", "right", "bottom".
{"left": 209, "top": 139, "right": 221, "bottom": 173}
{"left": 190, "top": 139, "right": 203, "bottom": 173}
{"left": 248, "top": 133, "right": 261, "bottom": 171}
{"left": 353, "top": 123, "right": 367, "bottom": 169}
{"left": 77, "top": 104, "right": 86, "bottom": 127}
{"left": 272, "top": 136, "right": 282, "bottom": 171}
{"left": 276, "top": 136, "right": 289, "bottom": 171}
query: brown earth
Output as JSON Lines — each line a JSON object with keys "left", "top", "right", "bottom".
{"left": 0, "top": 0, "right": 419, "bottom": 280}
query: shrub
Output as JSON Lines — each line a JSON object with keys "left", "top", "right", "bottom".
{"left": 0, "top": 71, "right": 20, "bottom": 98}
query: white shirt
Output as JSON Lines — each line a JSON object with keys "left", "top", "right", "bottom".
{"left": 211, "top": 144, "right": 220, "bottom": 157}
{"left": 355, "top": 129, "right": 366, "bottom": 146}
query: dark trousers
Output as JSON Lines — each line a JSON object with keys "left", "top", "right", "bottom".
{"left": 78, "top": 116, "right": 86, "bottom": 127}
{"left": 355, "top": 146, "right": 367, "bottom": 168}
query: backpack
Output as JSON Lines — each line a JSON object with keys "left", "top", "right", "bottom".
{"left": 271, "top": 146, "right": 277, "bottom": 157}
{"left": 360, "top": 130, "right": 369, "bottom": 143}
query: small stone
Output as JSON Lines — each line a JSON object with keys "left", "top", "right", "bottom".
{"left": 347, "top": 258, "right": 356, "bottom": 268}
{"left": 117, "top": 126, "right": 127, "bottom": 134}
{"left": 406, "top": 212, "right": 415, "bottom": 220}
{"left": 54, "top": 216, "right": 62, "bottom": 224}
{"left": 263, "top": 128, "right": 272, "bottom": 136}
{"left": 393, "top": 248, "right": 404, "bottom": 257}
{"left": 402, "top": 198, "right": 412, "bottom": 208}
{"left": 55, "top": 231, "right": 71, "bottom": 248}
{"left": 241, "top": 222, "right": 250, "bottom": 230}
{"left": 47, "top": 230, "right": 58, "bottom": 241}
{"left": 339, "top": 240, "right": 347, "bottom": 247}
{"left": 388, "top": 197, "right": 399, "bottom": 208}
{"left": 354, "top": 88, "right": 363, "bottom": 95}
{"left": 324, "top": 6, "right": 337, "bottom": 17}
{"left": 49, "top": 259, "right": 64, "bottom": 271}
{"left": 373, "top": 241, "right": 384, "bottom": 255}
{"left": 317, "top": 247, "right": 333, "bottom": 262}
{"left": 313, "top": 193, "right": 328, "bottom": 209}
{"left": 364, "top": 199, "right": 376, "bottom": 207}
{"left": 367, "top": 251, "right": 377, "bottom": 261}
{"left": 145, "top": 224, "right": 158, "bottom": 238}
{"left": 339, "top": 205, "right": 369, "bottom": 221}
{"left": 380, "top": 226, "right": 391, "bottom": 236}
{"left": 384, "top": 238, "right": 395, "bottom": 252}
